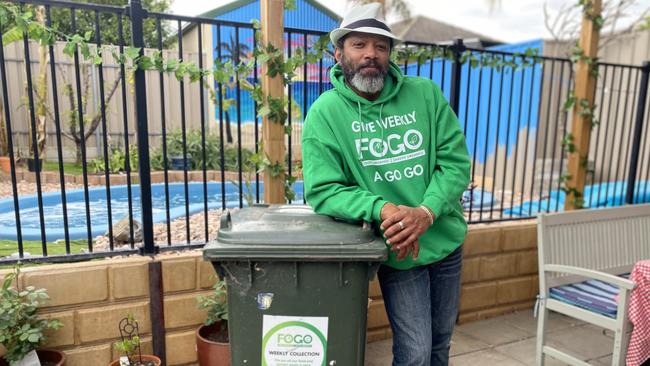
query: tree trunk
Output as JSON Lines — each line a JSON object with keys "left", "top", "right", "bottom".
{"left": 225, "top": 111, "right": 233, "bottom": 143}
{"left": 75, "top": 142, "right": 82, "bottom": 165}
{"left": 33, "top": 6, "right": 48, "bottom": 159}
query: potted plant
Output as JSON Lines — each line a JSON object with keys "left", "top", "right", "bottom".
{"left": 195, "top": 279, "right": 230, "bottom": 366}
{"left": 0, "top": 266, "right": 65, "bottom": 366}
{"left": 108, "top": 314, "right": 160, "bottom": 366}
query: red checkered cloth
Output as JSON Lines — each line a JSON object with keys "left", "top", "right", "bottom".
{"left": 627, "top": 260, "right": 650, "bottom": 366}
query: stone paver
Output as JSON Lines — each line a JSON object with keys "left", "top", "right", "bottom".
{"left": 454, "top": 316, "right": 533, "bottom": 346}
{"left": 364, "top": 339, "right": 391, "bottom": 366}
{"left": 450, "top": 348, "right": 527, "bottom": 366}
{"left": 450, "top": 331, "right": 490, "bottom": 356}
{"left": 364, "top": 310, "right": 614, "bottom": 366}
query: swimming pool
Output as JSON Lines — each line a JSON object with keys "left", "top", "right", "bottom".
{"left": 0, "top": 182, "right": 304, "bottom": 242}
{"left": 503, "top": 180, "right": 650, "bottom": 216}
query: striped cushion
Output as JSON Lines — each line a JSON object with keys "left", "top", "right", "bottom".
{"left": 549, "top": 275, "right": 629, "bottom": 319}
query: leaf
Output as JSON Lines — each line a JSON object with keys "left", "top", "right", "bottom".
{"left": 28, "top": 333, "right": 40, "bottom": 343}
{"left": 258, "top": 105, "right": 270, "bottom": 117}
{"left": 284, "top": 0, "right": 297, "bottom": 10}
{"left": 125, "top": 47, "right": 141, "bottom": 60}
{"left": 2, "top": 22, "right": 42, "bottom": 46}
{"left": 165, "top": 58, "right": 179, "bottom": 72}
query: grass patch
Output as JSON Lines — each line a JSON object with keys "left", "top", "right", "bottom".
{"left": 42, "top": 161, "right": 85, "bottom": 176}
{"left": 0, "top": 239, "right": 88, "bottom": 258}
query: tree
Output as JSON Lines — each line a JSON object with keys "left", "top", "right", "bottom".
{"left": 218, "top": 32, "right": 251, "bottom": 143}
{"left": 53, "top": 63, "right": 122, "bottom": 164}
{"left": 219, "top": 33, "right": 251, "bottom": 63}
{"left": 0, "top": 1, "right": 174, "bottom": 48}
{"left": 2, "top": 5, "right": 49, "bottom": 161}
{"left": 2, "top": 1, "right": 172, "bottom": 164}
{"left": 48, "top": 0, "right": 174, "bottom": 48}
{"left": 31, "top": 6, "right": 48, "bottom": 161}
{"left": 544, "top": 0, "right": 650, "bottom": 51}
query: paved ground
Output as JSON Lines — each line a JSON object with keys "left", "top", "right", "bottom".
{"left": 365, "top": 310, "right": 616, "bottom": 366}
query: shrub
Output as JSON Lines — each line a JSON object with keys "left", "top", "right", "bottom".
{"left": 0, "top": 266, "right": 63, "bottom": 363}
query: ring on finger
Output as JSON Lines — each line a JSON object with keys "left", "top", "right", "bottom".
{"left": 398, "top": 221, "right": 404, "bottom": 230}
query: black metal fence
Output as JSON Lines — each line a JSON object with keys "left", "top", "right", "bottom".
{"left": 0, "top": 0, "right": 648, "bottom": 264}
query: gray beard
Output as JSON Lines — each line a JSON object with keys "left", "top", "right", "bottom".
{"left": 349, "top": 73, "right": 385, "bottom": 94}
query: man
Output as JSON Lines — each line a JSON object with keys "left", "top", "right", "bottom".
{"left": 301, "top": 3, "right": 471, "bottom": 365}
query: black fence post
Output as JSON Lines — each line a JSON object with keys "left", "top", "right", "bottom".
{"left": 449, "top": 38, "right": 465, "bottom": 115}
{"left": 126, "top": 0, "right": 156, "bottom": 255}
{"left": 626, "top": 61, "right": 650, "bottom": 205}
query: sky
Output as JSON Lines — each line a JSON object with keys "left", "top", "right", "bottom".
{"left": 170, "top": 0, "right": 648, "bottom": 43}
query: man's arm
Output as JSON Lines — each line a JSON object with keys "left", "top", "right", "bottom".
{"left": 302, "top": 109, "right": 387, "bottom": 223}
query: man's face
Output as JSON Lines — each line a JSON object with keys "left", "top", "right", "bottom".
{"left": 335, "top": 32, "right": 390, "bottom": 95}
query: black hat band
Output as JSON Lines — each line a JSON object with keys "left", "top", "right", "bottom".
{"left": 343, "top": 18, "right": 391, "bottom": 33}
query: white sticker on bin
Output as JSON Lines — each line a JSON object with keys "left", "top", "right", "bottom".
{"left": 261, "top": 315, "right": 329, "bottom": 366}
{"left": 257, "top": 292, "right": 274, "bottom": 310}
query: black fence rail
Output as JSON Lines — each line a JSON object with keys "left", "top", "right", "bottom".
{"left": 0, "top": 0, "right": 648, "bottom": 264}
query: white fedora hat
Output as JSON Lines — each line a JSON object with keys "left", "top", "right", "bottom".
{"left": 330, "top": 3, "right": 401, "bottom": 46}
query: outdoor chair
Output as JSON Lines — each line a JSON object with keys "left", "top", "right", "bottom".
{"left": 535, "top": 204, "right": 650, "bottom": 366}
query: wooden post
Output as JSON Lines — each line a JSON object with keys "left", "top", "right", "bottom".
{"left": 261, "top": 0, "right": 286, "bottom": 204}
{"left": 565, "top": 0, "right": 601, "bottom": 210}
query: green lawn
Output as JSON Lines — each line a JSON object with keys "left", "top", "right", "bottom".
{"left": 42, "top": 161, "right": 85, "bottom": 175}
{"left": 0, "top": 239, "right": 88, "bottom": 258}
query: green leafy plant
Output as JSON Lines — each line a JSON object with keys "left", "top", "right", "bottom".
{"left": 0, "top": 266, "right": 63, "bottom": 363}
{"left": 166, "top": 129, "right": 220, "bottom": 170}
{"left": 89, "top": 145, "right": 139, "bottom": 174}
{"left": 115, "top": 334, "right": 140, "bottom": 359}
{"left": 114, "top": 313, "right": 156, "bottom": 366}
{"left": 197, "top": 279, "right": 228, "bottom": 329}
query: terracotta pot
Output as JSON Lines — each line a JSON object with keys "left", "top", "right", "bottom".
{"left": 0, "top": 349, "right": 66, "bottom": 366}
{"left": 36, "top": 349, "right": 66, "bottom": 366}
{"left": 108, "top": 354, "right": 161, "bottom": 366}
{"left": 196, "top": 323, "right": 230, "bottom": 366}
{"left": 0, "top": 156, "right": 10, "bottom": 174}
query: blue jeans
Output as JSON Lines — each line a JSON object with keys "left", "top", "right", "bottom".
{"left": 377, "top": 246, "right": 463, "bottom": 366}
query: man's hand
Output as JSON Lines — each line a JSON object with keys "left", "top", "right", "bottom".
{"left": 380, "top": 205, "right": 433, "bottom": 260}
{"left": 380, "top": 202, "right": 400, "bottom": 221}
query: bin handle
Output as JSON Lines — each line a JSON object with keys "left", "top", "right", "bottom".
{"left": 220, "top": 210, "right": 232, "bottom": 230}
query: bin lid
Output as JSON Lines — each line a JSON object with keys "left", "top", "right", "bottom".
{"left": 203, "top": 204, "right": 388, "bottom": 261}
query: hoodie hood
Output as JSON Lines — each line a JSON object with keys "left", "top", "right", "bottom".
{"left": 330, "top": 61, "right": 404, "bottom": 105}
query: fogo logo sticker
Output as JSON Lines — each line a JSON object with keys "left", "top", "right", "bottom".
{"left": 262, "top": 316, "right": 328, "bottom": 366}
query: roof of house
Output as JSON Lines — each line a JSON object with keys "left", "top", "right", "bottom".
{"left": 390, "top": 15, "right": 502, "bottom": 46}
{"left": 198, "top": 0, "right": 341, "bottom": 23}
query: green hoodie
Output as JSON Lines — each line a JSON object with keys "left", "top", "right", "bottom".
{"left": 302, "top": 61, "right": 471, "bottom": 269}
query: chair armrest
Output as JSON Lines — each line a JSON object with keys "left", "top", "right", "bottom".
{"left": 544, "top": 264, "right": 636, "bottom": 290}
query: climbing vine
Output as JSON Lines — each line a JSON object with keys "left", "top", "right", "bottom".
{"left": 560, "top": 0, "right": 602, "bottom": 209}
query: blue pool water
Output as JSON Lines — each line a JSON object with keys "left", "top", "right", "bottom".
{"left": 0, "top": 182, "right": 304, "bottom": 242}
{"left": 504, "top": 180, "right": 650, "bottom": 217}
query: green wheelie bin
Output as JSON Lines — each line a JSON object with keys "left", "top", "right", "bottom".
{"left": 203, "top": 204, "right": 388, "bottom": 365}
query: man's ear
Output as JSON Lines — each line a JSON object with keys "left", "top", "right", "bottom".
{"left": 334, "top": 48, "right": 342, "bottom": 63}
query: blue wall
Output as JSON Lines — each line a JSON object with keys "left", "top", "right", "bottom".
{"left": 213, "top": 0, "right": 339, "bottom": 32}
{"left": 400, "top": 40, "right": 544, "bottom": 164}
{"left": 209, "top": 0, "right": 339, "bottom": 126}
